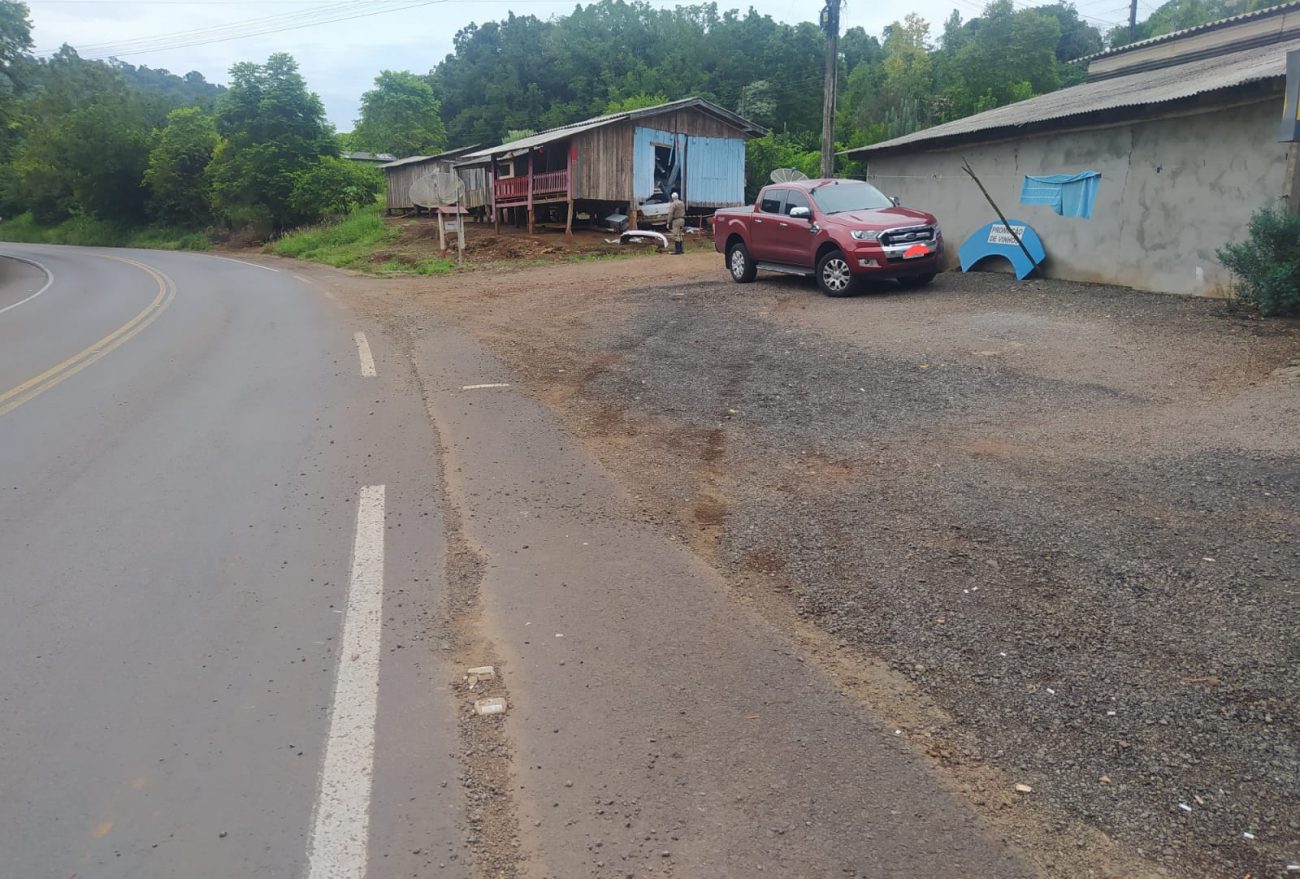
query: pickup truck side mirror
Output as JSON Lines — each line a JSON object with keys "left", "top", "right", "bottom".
{"left": 788, "top": 206, "right": 811, "bottom": 219}
{"left": 889, "top": 195, "right": 902, "bottom": 207}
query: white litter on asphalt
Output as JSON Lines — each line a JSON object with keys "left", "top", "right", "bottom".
{"left": 474, "top": 697, "right": 507, "bottom": 716}
{"left": 466, "top": 666, "right": 496, "bottom": 688}
{"left": 461, "top": 383, "right": 511, "bottom": 390}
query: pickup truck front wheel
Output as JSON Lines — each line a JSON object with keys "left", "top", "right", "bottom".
{"left": 816, "top": 249, "right": 856, "bottom": 297}
{"left": 727, "top": 241, "right": 757, "bottom": 283}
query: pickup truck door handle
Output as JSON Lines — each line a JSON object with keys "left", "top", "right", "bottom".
{"left": 779, "top": 222, "right": 789, "bottom": 228}
{"left": 754, "top": 218, "right": 763, "bottom": 224}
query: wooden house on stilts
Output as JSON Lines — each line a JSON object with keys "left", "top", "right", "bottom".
{"left": 461, "top": 97, "right": 764, "bottom": 236}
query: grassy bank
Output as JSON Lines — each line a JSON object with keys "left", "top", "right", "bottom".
{"left": 270, "top": 201, "right": 454, "bottom": 275}
{"left": 0, "top": 212, "right": 208, "bottom": 250}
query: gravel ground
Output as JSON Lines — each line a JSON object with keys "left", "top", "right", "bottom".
{"left": 588, "top": 276, "right": 1299, "bottom": 878}
{"left": 335, "top": 256, "right": 1300, "bottom": 878}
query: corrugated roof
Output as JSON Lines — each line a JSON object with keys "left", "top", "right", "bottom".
{"left": 845, "top": 34, "right": 1298, "bottom": 157}
{"left": 380, "top": 144, "right": 484, "bottom": 169}
{"left": 1077, "top": 0, "right": 1300, "bottom": 62}
{"left": 461, "top": 97, "right": 764, "bottom": 159}
{"left": 344, "top": 151, "right": 397, "bottom": 162}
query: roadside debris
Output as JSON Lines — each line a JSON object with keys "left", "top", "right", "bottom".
{"left": 466, "top": 666, "right": 496, "bottom": 689}
{"left": 1014, "top": 784, "right": 1033, "bottom": 794}
{"left": 473, "top": 697, "right": 507, "bottom": 716}
{"left": 604, "top": 230, "right": 668, "bottom": 250}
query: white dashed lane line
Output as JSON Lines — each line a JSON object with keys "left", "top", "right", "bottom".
{"left": 305, "top": 484, "right": 386, "bottom": 879}
{"left": 354, "top": 332, "right": 376, "bottom": 377}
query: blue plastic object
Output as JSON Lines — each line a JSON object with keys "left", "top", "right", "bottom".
{"left": 958, "top": 220, "right": 1046, "bottom": 280}
{"left": 1020, "top": 172, "right": 1101, "bottom": 219}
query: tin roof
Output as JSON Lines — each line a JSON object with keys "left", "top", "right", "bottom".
{"left": 844, "top": 34, "right": 1299, "bottom": 157}
{"left": 343, "top": 150, "right": 397, "bottom": 162}
{"left": 462, "top": 97, "right": 764, "bottom": 159}
{"left": 1077, "top": 0, "right": 1300, "bottom": 63}
{"left": 380, "top": 145, "right": 482, "bottom": 169}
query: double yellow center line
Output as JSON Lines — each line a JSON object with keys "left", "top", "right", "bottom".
{"left": 0, "top": 254, "right": 176, "bottom": 417}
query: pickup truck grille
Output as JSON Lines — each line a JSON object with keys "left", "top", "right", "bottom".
{"left": 879, "top": 225, "right": 935, "bottom": 247}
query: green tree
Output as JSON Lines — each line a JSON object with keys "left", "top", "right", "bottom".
{"left": 143, "top": 106, "right": 218, "bottom": 226}
{"left": 736, "top": 81, "right": 775, "bottom": 128}
{"left": 603, "top": 92, "right": 668, "bottom": 114}
{"left": 352, "top": 70, "right": 447, "bottom": 157}
{"left": 207, "top": 53, "right": 335, "bottom": 231}
{"left": 9, "top": 47, "right": 154, "bottom": 224}
{"left": 289, "top": 155, "right": 381, "bottom": 221}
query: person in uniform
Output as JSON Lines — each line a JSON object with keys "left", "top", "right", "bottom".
{"left": 667, "top": 191, "right": 686, "bottom": 255}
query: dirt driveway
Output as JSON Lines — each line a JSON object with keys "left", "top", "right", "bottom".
{"left": 319, "top": 252, "right": 1300, "bottom": 878}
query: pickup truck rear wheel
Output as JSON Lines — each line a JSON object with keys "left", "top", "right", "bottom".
{"left": 727, "top": 241, "right": 757, "bottom": 283}
{"left": 816, "top": 249, "right": 856, "bottom": 297}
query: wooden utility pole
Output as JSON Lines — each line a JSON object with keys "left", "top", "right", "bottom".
{"left": 819, "top": 0, "right": 840, "bottom": 179}
{"left": 1129, "top": 0, "right": 1138, "bottom": 42}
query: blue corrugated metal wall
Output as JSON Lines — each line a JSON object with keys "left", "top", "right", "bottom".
{"left": 634, "top": 126, "right": 745, "bottom": 207}
{"left": 684, "top": 135, "right": 745, "bottom": 207}
{"left": 633, "top": 127, "right": 682, "bottom": 200}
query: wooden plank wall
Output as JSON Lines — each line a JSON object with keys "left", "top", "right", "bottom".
{"left": 637, "top": 107, "right": 745, "bottom": 139}
{"left": 571, "top": 108, "right": 751, "bottom": 203}
{"left": 571, "top": 122, "right": 634, "bottom": 202}
{"left": 456, "top": 163, "right": 491, "bottom": 209}
{"left": 384, "top": 159, "right": 443, "bottom": 211}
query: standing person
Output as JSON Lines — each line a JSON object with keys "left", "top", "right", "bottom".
{"left": 667, "top": 191, "right": 686, "bottom": 255}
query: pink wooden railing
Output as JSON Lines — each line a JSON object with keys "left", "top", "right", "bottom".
{"left": 531, "top": 169, "right": 569, "bottom": 197}
{"left": 494, "top": 175, "right": 529, "bottom": 203}
{"left": 493, "top": 169, "right": 570, "bottom": 204}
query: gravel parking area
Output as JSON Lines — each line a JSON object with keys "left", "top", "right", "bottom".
{"left": 341, "top": 257, "right": 1300, "bottom": 878}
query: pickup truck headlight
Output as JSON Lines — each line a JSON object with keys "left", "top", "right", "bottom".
{"left": 850, "top": 230, "right": 879, "bottom": 241}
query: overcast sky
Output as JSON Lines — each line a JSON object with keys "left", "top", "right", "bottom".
{"left": 25, "top": 0, "right": 1132, "bottom": 131}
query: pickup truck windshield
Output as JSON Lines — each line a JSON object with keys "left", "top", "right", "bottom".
{"left": 810, "top": 182, "right": 892, "bottom": 214}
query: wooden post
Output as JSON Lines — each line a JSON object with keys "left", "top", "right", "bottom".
{"left": 819, "top": 0, "right": 840, "bottom": 178}
{"left": 527, "top": 150, "right": 535, "bottom": 235}
{"left": 960, "top": 157, "right": 1038, "bottom": 276}
{"left": 491, "top": 154, "right": 500, "bottom": 234}
{"left": 565, "top": 150, "right": 575, "bottom": 242}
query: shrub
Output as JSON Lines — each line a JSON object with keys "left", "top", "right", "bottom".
{"left": 1217, "top": 206, "right": 1300, "bottom": 316}
{"left": 270, "top": 198, "right": 397, "bottom": 270}
{"left": 289, "top": 157, "right": 383, "bottom": 225}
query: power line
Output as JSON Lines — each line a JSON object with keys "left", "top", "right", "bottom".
{"left": 35, "top": 0, "right": 482, "bottom": 57}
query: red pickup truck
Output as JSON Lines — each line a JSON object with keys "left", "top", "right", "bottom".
{"left": 713, "top": 178, "right": 943, "bottom": 297}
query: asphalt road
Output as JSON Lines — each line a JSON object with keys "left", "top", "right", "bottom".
{"left": 0, "top": 245, "right": 465, "bottom": 878}
{"left": 1, "top": 244, "right": 1044, "bottom": 879}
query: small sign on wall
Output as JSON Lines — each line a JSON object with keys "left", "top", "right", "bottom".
{"left": 1280, "top": 49, "right": 1300, "bottom": 141}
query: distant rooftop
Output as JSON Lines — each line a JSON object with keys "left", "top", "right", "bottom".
{"left": 343, "top": 151, "right": 398, "bottom": 163}
{"left": 1079, "top": 0, "right": 1300, "bottom": 64}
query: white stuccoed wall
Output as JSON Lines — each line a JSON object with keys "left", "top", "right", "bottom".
{"left": 864, "top": 99, "right": 1288, "bottom": 296}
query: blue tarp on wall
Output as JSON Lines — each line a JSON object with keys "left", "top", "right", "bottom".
{"left": 1020, "top": 171, "right": 1101, "bottom": 219}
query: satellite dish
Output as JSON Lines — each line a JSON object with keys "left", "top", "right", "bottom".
{"left": 431, "top": 171, "right": 466, "bottom": 206}
{"left": 409, "top": 174, "right": 440, "bottom": 209}
{"left": 770, "top": 167, "right": 810, "bottom": 183}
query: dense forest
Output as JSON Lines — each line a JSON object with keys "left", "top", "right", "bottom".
{"left": 0, "top": 0, "right": 1275, "bottom": 240}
